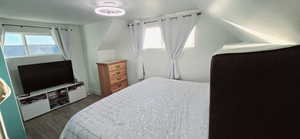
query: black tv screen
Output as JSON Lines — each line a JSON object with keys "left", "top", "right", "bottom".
{"left": 18, "top": 60, "right": 75, "bottom": 94}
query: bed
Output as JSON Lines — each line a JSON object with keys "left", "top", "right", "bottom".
{"left": 60, "top": 77, "right": 210, "bottom": 139}
{"left": 209, "top": 44, "right": 300, "bottom": 139}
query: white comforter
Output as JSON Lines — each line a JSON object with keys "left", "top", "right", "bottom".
{"left": 60, "top": 77, "right": 210, "bottom": 139}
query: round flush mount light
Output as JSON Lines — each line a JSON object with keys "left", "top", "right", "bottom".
{"left": 94, "top": 7, "right": 126, "bottom": 16}
{"left": 94, "top": 0, "right": 125, "bottom": 16}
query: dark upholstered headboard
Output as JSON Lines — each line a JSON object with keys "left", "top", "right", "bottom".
{"left": 209, "top": 45, "right": 300, "bottom": 139}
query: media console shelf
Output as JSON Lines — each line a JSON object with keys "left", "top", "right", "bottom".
{"left": 18, "top": 82, "right": 87, "bottom": 121}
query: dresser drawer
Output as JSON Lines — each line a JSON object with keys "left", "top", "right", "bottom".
{"left": 111, "top": 80, "right": 128, "bottom": 92}
{"left": 109, "top": 70, "right": 126, "bottom": 79}
{"left": 97, "top": 60, "right": 128, "bottom": 98}
{"left": 110, "top": 73, "right": 127, "bottom": 84}
{"left": 108, "top": 62, "right": 126, "bottom": 71}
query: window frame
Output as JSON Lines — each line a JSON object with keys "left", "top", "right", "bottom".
{"left": 2, "top": 32, "right": 27, "bottom": 58}
{"left": 184, "top": 26, "right": 197, "bottom": 49}
{"left": 143, "top": 24, "right": 166, "bottom": 50}
{"left": 142, "top": 24, "right": 197, "bottom": 50}
{"left": 3, "top": 32, "right": 61, "bottom": 59}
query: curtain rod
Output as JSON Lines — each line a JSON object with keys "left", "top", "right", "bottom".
{"left": 1, "top": 24, "right": 72, "bottom": 31}
{"left": 128, "top": 12, "right": 201, "bottom": 27}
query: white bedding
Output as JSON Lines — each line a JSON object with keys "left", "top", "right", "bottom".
{"left": 60, "top": 77, "right": 210, "bottom": 139}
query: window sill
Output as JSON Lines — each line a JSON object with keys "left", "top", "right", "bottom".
{"left": 5, "top": 54, "right": 63, "bottom": 60}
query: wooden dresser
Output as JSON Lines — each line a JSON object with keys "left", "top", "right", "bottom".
{"left": 97, "top": 60, "right": 128, "bottom": 98}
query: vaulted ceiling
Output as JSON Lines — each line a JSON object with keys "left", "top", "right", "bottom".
{"left": 0, "top": 0, "right": 204, "bottom": 24}
{"left": 0, "top": 0, "right": 299, "bottom": 44}
{"left": 208, "top": 0, "right": 300, "bottom": 44}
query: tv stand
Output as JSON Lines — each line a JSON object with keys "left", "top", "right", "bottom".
{"left": 17, "top": 82, "right": 87, "bottom": 121}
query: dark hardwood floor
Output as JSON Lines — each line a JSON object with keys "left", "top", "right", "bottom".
{"left": 24, "top": 94, "right": 101, "bottom": 139}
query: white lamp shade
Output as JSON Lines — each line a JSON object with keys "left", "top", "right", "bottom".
{"left": 0, "top": 78, "right": 11, "bottom": 104}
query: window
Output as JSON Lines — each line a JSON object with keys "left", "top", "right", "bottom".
{"left": 143, "top": 26, "right": 196, "bottom": 50}
{"left": 184, "top": 27, "right": 196, "bottom": 48}
{"left": 3, "top": 32, "right": 60, "bottom": 58}
{"left": 3, "top": 33, "right": 26, "bottom": 58}
{"left": 143, "top": 26, "right": 165, "bottom": 49}
{"left": 25, "top": 35, "right": 60, "bottom": 55}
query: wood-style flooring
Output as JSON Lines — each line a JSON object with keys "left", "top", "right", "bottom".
{"left": 24, "top": 94, "right": 101, "bottom": 139}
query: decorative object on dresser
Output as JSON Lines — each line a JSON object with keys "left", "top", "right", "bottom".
{"left": 97, "top": 60, "right": 128, "bottom": 98}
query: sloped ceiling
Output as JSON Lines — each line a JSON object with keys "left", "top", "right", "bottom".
{"left": 0, "top": 0, "right": 299, "bottom": 44}
{"left": 207, "top": 0, "right": 300, "bottom": 44}
{"left": 0, "top": 0, "right": 201, "bottom": 24}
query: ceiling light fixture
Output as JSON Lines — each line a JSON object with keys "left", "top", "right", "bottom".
{"left": 94, "top": 7, "right": 126, "bottom": 16}
{"left": 94, "top": 0, "right": 126, "bottom": 17}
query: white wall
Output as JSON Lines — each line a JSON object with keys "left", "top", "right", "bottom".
{"left": 117, "top": 15, "right": 242, "bottom": 83}
{"left": 82, "top": 20, "right": 115, "bottom": 95}
{"left": 207, "top": 0, "right": 300, "bottom": 44}
{"left": 178, "top": 15, "right": 242, "bottom": 81}
{"left": 82, "top": 19, "right": 135, "bottom": 95}
{"left": 81, "top": 15, "right": 242, "bottom": 96}
{"left": 0, "top": 18, "right": 88, "bottom": 96}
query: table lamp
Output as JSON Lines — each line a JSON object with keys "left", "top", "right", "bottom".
{"left": 0, "top": 78, "right": 10, "bottom": 104}
{"left": 0, "top": 78, "right": 10, "bottom": 139}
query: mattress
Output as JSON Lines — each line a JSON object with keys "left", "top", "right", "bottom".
{"left": 60, "top": 77, "right": 209, "bottom": 139}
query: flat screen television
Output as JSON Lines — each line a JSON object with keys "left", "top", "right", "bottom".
{"left": 18, "top": 60, "right": 75, "bottom": 95}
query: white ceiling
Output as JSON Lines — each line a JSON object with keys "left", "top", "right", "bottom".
{"left": 208, "top": 0, "right": 300, "bottom": 44}
{"left": 0, "top": 0, "right": 208, "bottom": 25}
{"left": 1, "top": 0, "right": 299, "bottom": 44}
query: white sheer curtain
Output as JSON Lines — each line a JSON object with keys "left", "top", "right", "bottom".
{"left": 129, "top": 23, "right": 146, "bottom": 80}
{"left": 0, "top": 25, "right": 5, "bottom": 50}
{"left": 51, "top": 27, "right": 71, "bottom": 60}
{"left": 161, "top": 14, "right": 197, "bottom": 79}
